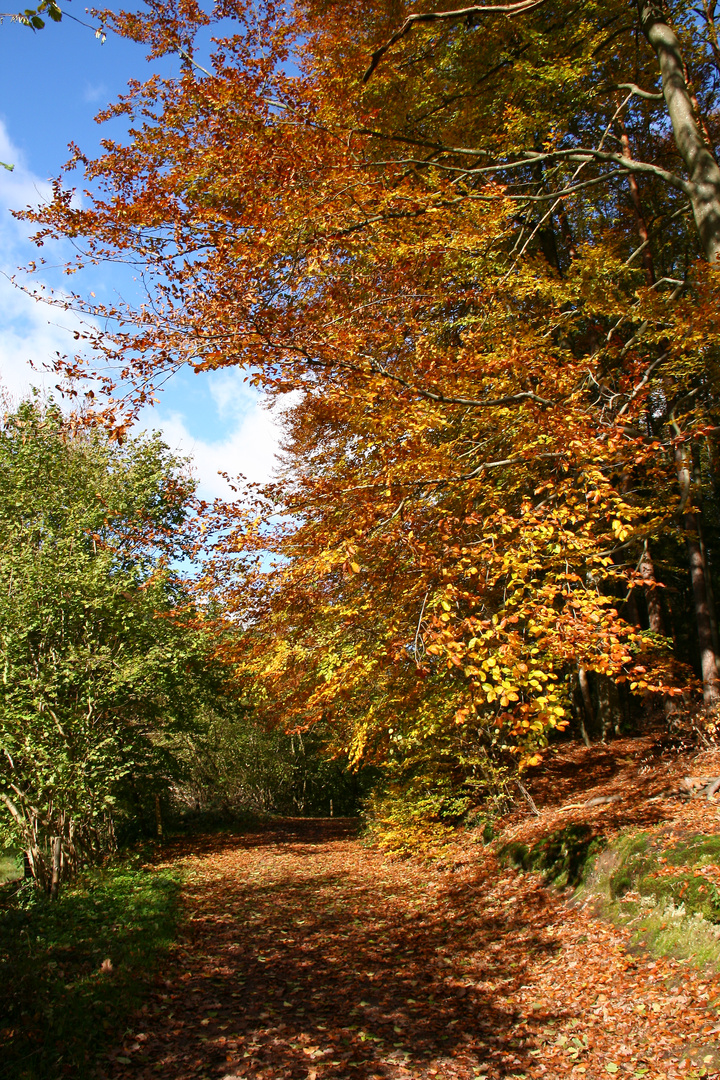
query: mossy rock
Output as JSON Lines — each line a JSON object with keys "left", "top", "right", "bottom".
{"left": 580, "top": 828, "right": 720, "bottom": 970}
{"left": 662, "top": 834, "right": 720, "bottom": 869}
{"left": 636, "top": 872, "right": 720, "bottom": 924}
{"left": 603, "top": 832, "right": 720, "bottom": 919}
{"left": 499, "top": 824, "right": 606, "bottom": 888}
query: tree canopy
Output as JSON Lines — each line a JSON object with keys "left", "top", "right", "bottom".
{"left": 12, "top": 0, "right": 720, "bottom": 832}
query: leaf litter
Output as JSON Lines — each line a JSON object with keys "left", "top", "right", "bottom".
{"left": 98, "top": 739, "right": 720, "bottom": 1080}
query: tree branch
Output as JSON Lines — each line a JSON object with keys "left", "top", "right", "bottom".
{"left": 363, "top": 0, "right": 549, "bottom": 82}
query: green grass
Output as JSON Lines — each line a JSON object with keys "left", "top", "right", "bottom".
{"left": 0, "top": 857, "right": 182, "bottom": 1079}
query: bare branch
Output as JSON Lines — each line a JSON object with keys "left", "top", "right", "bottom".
{"left": 615, "top": 352, "right": 668, "bottom": 418}
{"left": 413, "top": 591, "right": 430, "bottom": 668}
{"left": 615, "top": 81, "right": 664, "bottom": 100}
{"left": 363, "top": 0, "right": 549, "bottom": 83}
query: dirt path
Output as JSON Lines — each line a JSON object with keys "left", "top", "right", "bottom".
{"left": 100, "top": 819, "right": 720, "bottom": 1080}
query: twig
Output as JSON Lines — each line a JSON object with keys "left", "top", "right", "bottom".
{"left": 515, "top": 778, "right": 540, "bottom": 816}
{"left": 413, "top": 591, "right": 430, "bottom": 668}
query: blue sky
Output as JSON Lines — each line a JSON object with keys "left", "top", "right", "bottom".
{"left": 0, "top": 11, "right": 287, "bottom": 498}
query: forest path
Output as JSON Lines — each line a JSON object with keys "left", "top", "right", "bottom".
{"left": 101, "top": 819, "right": 718, "bottom": 1080}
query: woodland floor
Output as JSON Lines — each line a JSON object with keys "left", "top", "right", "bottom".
{"left": 99, "top": 736, "right": 720, "bottom": 1080}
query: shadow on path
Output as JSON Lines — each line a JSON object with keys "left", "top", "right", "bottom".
{"left": 99, "top": 820, "right": 561, "bottom": 1080}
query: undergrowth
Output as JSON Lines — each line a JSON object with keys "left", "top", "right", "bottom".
{"left": 0, "top": 856, "right": 181, "bottom": 1079}
{"left": 363, "top": 751, "right": 512, "bottom": 857}
{"left": 362, "top": 778, "right": 462, "bottom": 855}
{"left": 0, "top": 849, "right": 21, "bottom": 885}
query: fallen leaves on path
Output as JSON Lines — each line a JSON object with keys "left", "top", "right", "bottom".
{"left": 98, "top": 812, "right": 720, "bottom": 1080}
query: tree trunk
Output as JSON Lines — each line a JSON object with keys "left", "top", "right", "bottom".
{"left": 692, "top": 444, "right": 720, "bottom": 668}
{"left": 639, "top": 542, "right": 666, "bottom": 634}
{"left": 154, "top": 793, "right": 163, "bottom": 843}
{"left": 596, "top": 674, "right": 623, "bottom": 740}
{"left": 50, "top": 836, "right": 62, "bottom": 899}
{"left": 676, "top": 446, "right": 720, "bottom": 702}
{"left": 686, "top": 527, "right": 720, "bottom": 702}
{"left": 640, "top": 0, "right": 720, "bottom": 263}
{"left": 577, "top": 667, "right": 594, "bottom": 746}
{"left": 618, "top": 115, "right": 656, "bottom": 284}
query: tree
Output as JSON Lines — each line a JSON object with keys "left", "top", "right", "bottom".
{"left": 15, "top": 0, "right": 720, "bottom": 796}
{"left": 0, "top": 399, "right": 207, "bottom": 890}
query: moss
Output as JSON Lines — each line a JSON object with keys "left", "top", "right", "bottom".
{"left": 636, "top": 872, "right": 720, "bottom": 923}
{"left": 663, "top": 834, "right": 720, "bottom": 868}
{"left": 579, "top": 829, "right": 720, "bottom": 971}
{"left": 499, "top": 825, "right": 606, "bottom": 888}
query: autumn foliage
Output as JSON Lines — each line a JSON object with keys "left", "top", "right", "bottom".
{"left": 16, "top": 0, "right": 720, "bottom": 812}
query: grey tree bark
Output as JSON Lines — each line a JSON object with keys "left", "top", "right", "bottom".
{"left": 639, "top": 0, "right": 720, "bottom": 263}
{"left": 577, "top": 667, "right": 594, "bottom": 746}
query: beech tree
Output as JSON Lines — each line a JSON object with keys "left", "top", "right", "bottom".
{"left": 16, "top": 0, "right": 720, "bottom": 793}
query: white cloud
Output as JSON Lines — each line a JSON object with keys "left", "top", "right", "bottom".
{"left": 83, "top": 82, "right": 108, "bottom": 104}
{"left": 148, "top": 386, "right": 296, "bottom": 501}
{"left": 0, "top": 123, "right": 53, "bottom": 237}
{"left": 0, "top": 119, "right": 90, "bottom": 404}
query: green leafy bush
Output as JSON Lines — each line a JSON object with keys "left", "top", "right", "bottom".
{"left": 0, "top": 400, "right": 212, "bottom": 887}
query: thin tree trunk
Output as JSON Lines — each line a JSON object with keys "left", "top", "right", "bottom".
{"left": 682, "top": 56, "right": 716, "bottom": 154}
{"left": 577, "top": 667, "right": 594, "bottom": 746}
{"left": 686, "top": 529, "right": 719, "bottom": 701}
{"left": 640, "top": 0, "right": 720, "bottom": 263}
{"left": 625, "top": 586, "right": 642, "bottom": 628}
{"left": 557, "top": 207, "right": 578, "bottom": 262}
{"left": 50, "top": 836, "right": 62, "bottom": 899}
{"left": 692, "top": 445, "right": 720, "bottom": 669}
{"left": 639, "top": 541, "right": 666, "bottom": 634}
{"left": 618, "top": 114, "right": 656, "bottom": 285}
{"left": 676, "top": 446, "right": 720, "bottom": 702}
{"left": 155, "top": 794, "right": 163, "bottom": 843}
{"left": 701, "top": 0, "right": 720, "bottom": 76}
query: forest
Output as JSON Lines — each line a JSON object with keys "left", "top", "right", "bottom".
{"left": 2, "top": 0, "right": 720, "bottom": 1077}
